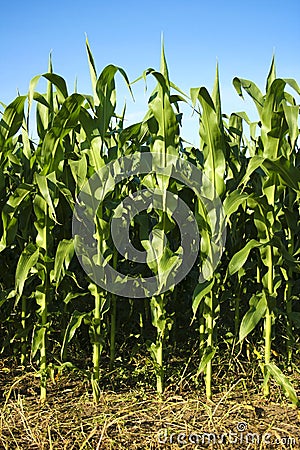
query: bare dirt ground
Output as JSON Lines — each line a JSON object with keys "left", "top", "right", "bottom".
{"left": 1, "top": 358, "right": 300, "bottom": 450}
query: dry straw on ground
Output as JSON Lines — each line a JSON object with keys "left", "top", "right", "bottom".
{"left": 1, "top": 362, "right": 299, "bottom": 449}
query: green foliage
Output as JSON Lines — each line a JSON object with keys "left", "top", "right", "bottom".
{"left": 0, "top": 46, "right": 299, "bottom": 406}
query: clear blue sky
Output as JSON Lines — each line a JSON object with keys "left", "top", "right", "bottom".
{"left": 1, "top": 0, "right": 299, "bottom": 145}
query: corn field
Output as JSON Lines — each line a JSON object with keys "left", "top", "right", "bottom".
{"left": 0, "top": 40, "right": 299, "bottom": 407}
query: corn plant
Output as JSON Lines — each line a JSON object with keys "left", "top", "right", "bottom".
{"left": 227, "top": 59, "right": 300, "bottom": 399}
{"left": 189, "top": 66, "right": 227, "bottom": 400}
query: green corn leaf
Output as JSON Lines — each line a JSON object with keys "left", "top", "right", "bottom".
{"left": 160, "top": 37, "right": 170, "bottom": 88}
{"left": 47, "top": 172, "right": 75, "bottom": 208}
{"left": 85, "top": 36, "right": 98, "bottom": 107}
{"left": 51, "top": 239, "right": 74, "bottom": 287}
{"left": 229, "top": 239, "right": 262, "bottom": 275}
{"left": 36, "top": 92, "right": 84, "bottom": 173}
{"left": 266, "top": 55, "right": 276, "bottom": 91}
{"left": 190, "top": 87, "right": 200, "bottom": 108}
{"left": 52, "top": 93, "right": 84, "bottom": 133}
{"left": 21, "top": 120, "right": 32, "bottom": 160}
{"left": 31, "top": 326, "right": 46, "bottom": 360}
{"left": 192, "top": 278, "right": 214, "bottom": 317}
{"left": 150, "top": 296, "right": 169, "bottom": 333}
{"left": 28, "top": 74, "right": 41, "bottom": 110}
{"left": 170, "top": 81, "right": 189, "bottom": 99}
{"left": 212, "top": 63, "right": 223, "bottom": 127}
{"left": 88, "top": 283, "right": 110, "bottom": 319}
{"left": 0, "top": 96, "right": 27, "bottom": 142}
{"left": 0, "top": 184, "right": 32, "bottom": 252}
{"left": 42, "top": 73, "right": 68, "bottom": 103}
{"left": 5, "top": 184, "right": 33, "bottom": 211}
{"left": 36, "top": 98, "right": 49, "bottom": 139}
{"left": 147, "top": 69, "right": 179, "bottom": 160}
{"left": 33, "top": 194, "right": 53, "bottom": 251}
{"left": 228, "top": 113, "right": 243, "bottom": 148}
{"left": 63, "top": 292, "right": 89, "bottom": 305}
{"left": 95, "top": 64, "right": 133, "bottom": 142}
{"left": 271, "top": 236, "right": 300, "bottom": 269}
{"left": 196, "top": 346, "right": 216, "bottom": 376}
{"left": 47, "top": 53, "right": 54, "bottom": 125}
{"left": 61, "top": 310, "right": 88, "bottom": 360}
{"left": 157, "top": 248, "right": 183, "bottom": 292}
{"left": 239, "top": 293, "right": 267, "bottom": 342}
{"left": 69, "top": 155, "right": 88, "bottom": 193}
{"left": 197, "top": 86, "right": 226, "bottom": 197}
{"left": 283, "top": 78, "right": 300, "bottom": 95}
{"left": 224, "top": 190, "right": 250, "bottom": 217}
{"left": 0, "top": 212, "right": 11, "bottom": 249}
{"left": 0, "top": 289, "right": 16, "bottom": 311}
{"left": 15, "top": 244, "right": 39, "bottom": 302}
{"left": 261, "top": 79, "right": 286, "bottom": 158}
{"left": 263, "top": 156, "right": 300, "bottom": 192}
{"left": 264, "top": 363, "right": 300, "bottom": 407}
{"left": 282, "top": 103, "right": 299, "bottom": 149}
{"left": 38, "top": 129, "right": 60, "bottom": 170}
{"left": 233, "top": 77, "right": 264, "bottom": 116}
{"left": 37, "top": 94, "right": 84, "bottom": 170}
{"left": 239, "top": 156, "right": 265, "bottom": 187}
{"left": 0, "top": 214, "right": 18, "bottom": 252}
{"left": 35, "top": 173, "right": 57, "bottom": 222}
{"left": 96, "top": 63, "right": 117, "bottom": 141}
{"left": 233, "top": 111, "right": 252, "bottom": 126}
{"left": 147, "top": 341, "right": 162, "bottom": 367}
{"left": 119, "top": 122, "right": 143, "bottom": 147}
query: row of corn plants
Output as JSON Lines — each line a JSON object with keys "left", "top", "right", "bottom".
{"left": 0, "top": 41, "right": 299, "bottom": 406}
